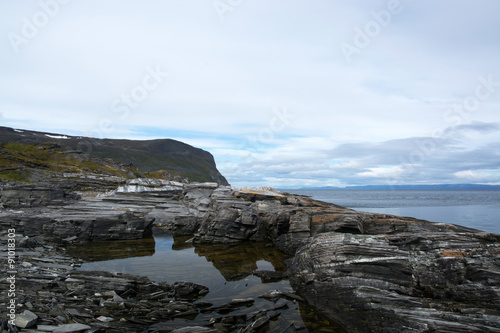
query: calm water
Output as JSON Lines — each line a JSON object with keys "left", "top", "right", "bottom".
{"left": 68, "top": 229, "right": 345, "bottom": 332}
{"left": 288, "top": 189, "right": 500, "bottom": 234}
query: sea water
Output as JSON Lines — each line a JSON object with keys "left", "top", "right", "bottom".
{"left": 287, "top": 189, "right": 500, "bottom": 234}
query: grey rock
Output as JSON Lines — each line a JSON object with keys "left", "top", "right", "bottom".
{"left": 52, "top": 323, "right": 92, "bottom": 333}
{"left": 0, "top": 196, "right": 154, "bottom": 241}
{"left": 290, "top": 231, "right": 500, "bottom": 333}
{"left": 0, "top": 184, "right": 77, "bottom": 208}
{"left": 36, "top": 325, "right": 59, "bottom": 332}
{"left": 170, "top": 327, "right": 219, "bottom": 333}
{"left": 14, "top": 310, "right": 38, "bottom": 328}
{"left": 2, "top": 179, "right": 499, "bottom": 333}
{"left": 229, "top": 298, "right": 255, "bottom": 306}
{"left": 173, "top": 281, "right": 209, "bottom": 300}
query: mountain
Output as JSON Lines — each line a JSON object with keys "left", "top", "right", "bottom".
{"left": 0, "top": 126, "right": 228, "bottom": 185}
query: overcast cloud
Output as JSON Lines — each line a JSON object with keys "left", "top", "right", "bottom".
{"left": 1, "top": 0, "right": 499, "bottom": 187}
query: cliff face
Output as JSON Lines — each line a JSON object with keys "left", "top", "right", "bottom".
{"left": 0, "top": 126, "right": 228, "bottom": 186}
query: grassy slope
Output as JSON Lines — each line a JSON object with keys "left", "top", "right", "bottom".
{"left": 0, "top": 142, "right": 140, "bottom": 183}
{"left": 0, "top": 126, "right": 229, "bottom": 185}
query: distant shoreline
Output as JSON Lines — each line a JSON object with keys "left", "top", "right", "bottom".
{"left": 280, "top": 184, "right": 500, "bottom": 190}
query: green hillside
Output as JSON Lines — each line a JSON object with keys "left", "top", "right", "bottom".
{"left": 0, "top": 126, "right": 228, "bottom": 185}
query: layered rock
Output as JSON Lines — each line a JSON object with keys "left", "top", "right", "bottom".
{"left": 1, "top": 179, "right": 499, "bottom": 332}
{"left": 0, "top": 183, "right": 155, "bottom": 241}
{"left": 167, "top": 186, "right": 500, "bottom": 331}
{"left": 0, "top": 184, "right": 79, "bottom": 208}
{"left": 290, "top": 231, "right": 500, "bottom": 332}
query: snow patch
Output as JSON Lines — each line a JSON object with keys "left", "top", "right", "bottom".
{"left": 45, "top": 134, "right": 69, "bottom": 139}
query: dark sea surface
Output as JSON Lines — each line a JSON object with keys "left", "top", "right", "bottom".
{"left": 287, "top": 189, "right": 500, "bottom": 234}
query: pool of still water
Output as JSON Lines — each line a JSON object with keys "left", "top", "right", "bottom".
{"left": 66, "top": 229, "right": 345, "bottom": 332}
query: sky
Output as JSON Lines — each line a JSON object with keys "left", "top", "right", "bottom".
{"left": 1, "top": 0, "right": 499, "bottom": 187}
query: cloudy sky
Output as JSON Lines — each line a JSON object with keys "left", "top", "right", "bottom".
{"left": 1, "top": 0, "right": 499, "bottom": 187}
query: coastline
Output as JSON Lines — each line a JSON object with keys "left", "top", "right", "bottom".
{"left": 1, "top": 180, "right": 500, "bottom": 332}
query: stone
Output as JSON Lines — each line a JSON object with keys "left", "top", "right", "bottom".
{"left": 241, "top": 313, "right": 272, "bottom": 333}
{"left": 258, "top": 290, "right": 283, "bottom": 300}
{"left": 14, "top": 310, "right": 38, "bottom": 328}
{"left": 171, "top": 327, "right": 219, "bottom": 333}
{"left": 229, "top": 298, "right": 255, "bottom": 306}
{"left": 52, "top": 323, "right": 92, "bottom": 333}
{"left": 112, "top": 295, "right": 124, "bottom": 302}
{"left": 37, "top": 325, "right": 59, "bottom": 332}
{"left": 173, "top": 281, "right": 209, "bottom": 300}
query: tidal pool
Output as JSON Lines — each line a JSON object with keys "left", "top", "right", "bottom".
{"left": 66, "top": 228, "right": 346, "bottom": 332}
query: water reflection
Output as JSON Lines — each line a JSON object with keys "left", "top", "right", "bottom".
{"left": 193, "top": 242, "right": 289, "bottom": 281}
{"left": 65, "top": 237, "right": 156, "bottom": 261}
{"left": 70, "top": 229, "right": 346, "bottom": 332}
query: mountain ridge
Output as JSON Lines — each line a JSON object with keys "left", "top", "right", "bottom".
{"left": 0, "top": 126, "right": 228, "bottom": 185}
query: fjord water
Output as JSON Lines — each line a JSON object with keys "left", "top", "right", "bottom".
{"left": 288, "top": 189, "right": 500, "bottom": 234}
{"left": 69, "top": 229, "right": 344, "bottom": 332}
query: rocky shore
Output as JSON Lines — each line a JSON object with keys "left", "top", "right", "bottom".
{"left": 0, "top": 233, "right": 310, "bottom": 333}
{"left": 1, "top": 179, "right": 500, "bottom": 332}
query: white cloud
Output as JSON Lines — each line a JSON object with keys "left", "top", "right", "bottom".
{"left": 454, "top": 169, "right": 500, "bottom": 182}
{"left": 357, "top": 166, "right": 405, "bottom": 179}
{"left": 1, "top": 0, "right": 499, "bottom": 186}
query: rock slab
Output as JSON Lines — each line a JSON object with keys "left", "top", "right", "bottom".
{"left": 14, "top": 309, "right": 38, "bottom": 328}
{"left": 290, "top": 232, "right": 500, "bottom": 332}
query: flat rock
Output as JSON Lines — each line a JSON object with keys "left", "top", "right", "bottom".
{"left": 36, "top": 325, "right": 59, "bottom": 332}
{"left": 52, "top": 323, "right": 92, "bottom": 333}
{"left": 229, "top": 298, "right": 255, "bottom": 306}
{"left": 14, "top": 309, "right": 38, "bottom": 328}
{"left": 173, "top": 281, "right": 209, "bottom": 300}
{"left": 170, "top": 326, "right": 219, "bottom": 333}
